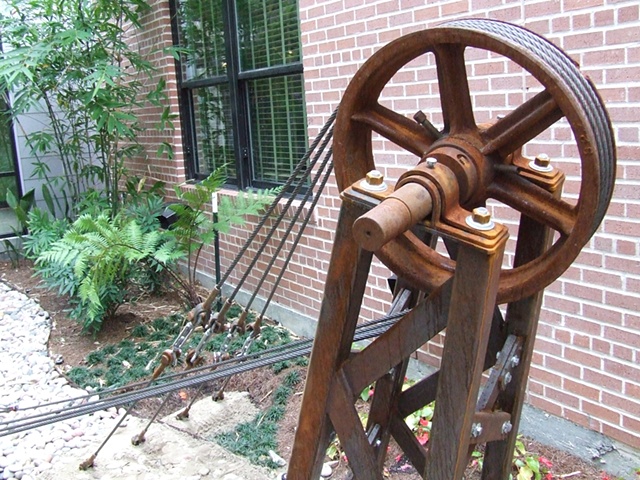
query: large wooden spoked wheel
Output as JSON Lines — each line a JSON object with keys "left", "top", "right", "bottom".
{"left": 333, "top": 19, "right": 616, "bottom": 304}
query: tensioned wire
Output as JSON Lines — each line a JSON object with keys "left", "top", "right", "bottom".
{"left": 242, "top": 142, "right": 334, "bottom": 316}
{"left": 215, "top": 107, "right": 337, "bottom": 292}
{"left": 258, "top": 153, "right": 333, "bottom": 320}
{"left": 0, "top": 109, "right": 339, "bottom": 432}
{"left": 0, "top": 309, "right": 408, "bottom": 437}
{"left": 131, "top": 146, "right": 336, "bottom": 449}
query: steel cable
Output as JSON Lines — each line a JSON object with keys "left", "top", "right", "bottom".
{"left": 217, "top": 108, "right": 337, "bottom": 292}
{"left": 244, "top": 144, "right": 334, "bottom": 314}
{"left": 0, "top": 309, "right": 407, "bottom": 437}
{"left": 444, "top": 19, "right": 615, "bottom": 234}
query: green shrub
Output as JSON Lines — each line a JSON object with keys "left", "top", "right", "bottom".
{"left": 34, "top": 213, "right": 184, "bottom": 333}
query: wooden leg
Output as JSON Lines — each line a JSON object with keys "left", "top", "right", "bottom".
{"left": 425, "top": 238, "right": 506, "bottom": 480}
{"left": 287, "top": 201, "right": 373, "bottom": 480}
{"left": 482, "top": 215, "right": 553, "bottom": 479}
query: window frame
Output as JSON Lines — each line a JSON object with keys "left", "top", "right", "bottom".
{"left": 170, "top": 0, "right": 306, "bottom": 190}
{"left": 0, "top": 40, "right": 22, "bottom": 212}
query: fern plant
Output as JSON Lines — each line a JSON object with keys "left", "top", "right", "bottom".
{"left": 35, "top": 213, "right": 184, "bottom": 332}
{"left": 168, "top": 167, "right": 281, "bottom": 306}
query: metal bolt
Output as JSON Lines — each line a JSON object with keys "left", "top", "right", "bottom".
{"left": 510, "top": 356, "right": 520, "bottom": 368}
{"left": 466, "top": 206, "right": 495, "bottom": 231}
{"left": 366, "top": 170, "right": 384, "bottom": 186}
{"left": 426, "top": 157, "right": 438, "bottom": 169}
{"left": 414, "top": 110, "right": 427, "bottom": 124}
{"left": 534, "top": 153, "right": 551, "bottom": 168}
{"left": 503, "top": 372, "right": 513, "bottom": 385}
{"left": 470, "top": 423, "right": 483, "bottom": 438}
{"left": 472, "top": 207, "right": 491, "bottom": 225}
{"left": 360, "top": 170, "right": 388, "bottom": 192}
{"left": 501, "top": 421, "right": 513, "bottom": 435}
{"left": 529, "top": 153, "right": 553, "bottom": 172}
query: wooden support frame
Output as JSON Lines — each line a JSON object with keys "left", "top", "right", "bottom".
{"left": 286, "top": 191, "right": 556, "bottom": 480}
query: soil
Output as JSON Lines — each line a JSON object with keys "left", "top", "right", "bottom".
{"left": 0, "top": 260, "right": 610, "bottom": 479}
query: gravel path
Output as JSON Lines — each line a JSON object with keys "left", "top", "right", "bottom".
{"left": 0, "top": 282, "right": 277, "bottom": 480}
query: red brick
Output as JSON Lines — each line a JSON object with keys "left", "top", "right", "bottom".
{"left": 544, "top": 355, "right": 581, "bottom": 378}
{"left": 602, "top": 423, "right": 640, "bottom": 450}
{"left": 583, "top": 368, "right": 623, "bottom": 392}
{"left": 564, "top": 378, "right": 601, "bottom": 402}
{"left": 564, "top": 408, "right": 594, "bottom": 430}
{"left": 582, "top": 399, "right": 622, "bottom": 425}
{"left": 528, "top": 395, "right": 563, "bottom": 417}
{"left": 618, "top": 4, "right": 639, "bottom": 23}
{"left": 604, "top": 291, "right": 640, "bottom": 312}
{"left": 605, "top": 255, "right": 640, "bottom": 276}
{"left": 530, "top": 365, "right": 562, "bottom": 387}
{"left": 546, "top": 386, "right": 580, "bottom": 409}
{"left": 624, "top": 312, "right": 640, "bottom": 330}
{"left": 563, "top": 31, "right": 604, "bottom": 50}
{"left": 564, "top": 281, "right": 604, "bottom": 303}
{"left": 583, "top": 304, "right": 622, "bottom": 326}
{"left": 612, "top": 344, "right": 634, "bottom": 363}
{"left": 565, "top": 316, "right": 603, "bottom": 336}
{"left": 565, "top": 346, "right": 602, "bottom": 369}
{"left": 605, "top": 26, "right": 640, "bottom": 46}
{"left": 563, "top": 0, "right": 601, "bottom": 10}
{"left": 604, "top": 358, "right": 640, "bottom": 383}
{"left": 616, "top": 239, "right": 637, "bottom": 255}
{"left": 543, "top": 294, "right": 581, "bottom": 314}
{"left": 625, "top": 381, "right": 640, "bottom": 398}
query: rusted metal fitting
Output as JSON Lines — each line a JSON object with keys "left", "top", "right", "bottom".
{"left": 233, "top": 310, "right": 249, "bottom": 334}
{"left": 151, "top": 349, "right": 175, "bottom": 380}
{"left": 360, "top": 169, "right": 388, "bottom": 192}
{"left": 247, "top": 314, "right": 264, "bottom": 335}
{"left": 131, "top": 432, "right": 146, "bottom": 445}
{"left": 79, "top": 454, "right": 97, "bottom": 470}
{"left": 466, "top": 207, "right": 495, "bottom": 231}
{"left": 353, "top": 182, "right": 433, "bottom": 251}
{"left": 529, "top": 153, "right": 553, "bottom": 172}
{"left": 502, "top": 371, "right": 513, "bottom": 387}
{"left": 413, "top": 110, "right": 442, "bottom": 139}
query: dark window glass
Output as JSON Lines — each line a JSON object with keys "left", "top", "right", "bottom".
{"left": 173, "top": 0, "right": 307, "bottom": 188}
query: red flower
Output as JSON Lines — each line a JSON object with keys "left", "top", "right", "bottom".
{"left": 539, "top": 456, "right": 553, "bottom": 469}
{"left": 416, "top": 432, "right": 429, "bottom": 445}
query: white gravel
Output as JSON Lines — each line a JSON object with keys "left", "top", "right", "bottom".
{"left": 0, "top": 282, "right": 276, "bottom": 480}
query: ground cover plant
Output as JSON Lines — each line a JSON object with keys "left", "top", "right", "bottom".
{"left": 0, "top": 262, "right": 627, "bottom": 479}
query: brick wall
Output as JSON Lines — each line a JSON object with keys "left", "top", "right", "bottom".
{"left": 137, "top": 0, "right": 640, "bottom": 449}
{"left": 129, "top": 0, "right": 186, "bottom": 187}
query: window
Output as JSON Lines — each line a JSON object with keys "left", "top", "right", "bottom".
{"left": 172, "top": 0, "right": 307, "bottom": 189}
{"left": 0, "top": 93, "right": 22, "bottom": 237}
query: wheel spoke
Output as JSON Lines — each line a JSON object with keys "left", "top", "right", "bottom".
{"left": 352, "top": 104, "right": 434, "bottom": 157}
{"left": 481, "top": 90, "right": 564, "bottom": 157}
{"left": 434, "top": 44, "right": 475, "bottom": 134}
{"left": 487, "top": 172, "right": 577, "bottom": 237}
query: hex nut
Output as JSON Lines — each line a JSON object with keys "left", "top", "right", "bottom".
{"left": 472, "top": 207, "right": 491, "bottom": 225}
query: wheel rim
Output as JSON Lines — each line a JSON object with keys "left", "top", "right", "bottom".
{"left": 333, "top": 19, "right": 616, "bottom": 304}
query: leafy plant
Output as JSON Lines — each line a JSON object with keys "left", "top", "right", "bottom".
{"left": 2, "top": 188, "right": 34, "bottom": 266}
{"left": 215, "top": 369, "right": 300, "bottom": 468}
{"left": 513, "top": 439, "right": 542, "bottom": 480}
{"left": 34, "top": 212, "right": 184, "bottom": 332}
{"left": 0, "top": 0, "right": 173, "bottom": 218}
{"left": 22, "top": 208, "right": 70, "bottom": 260}
{"left": 167, "top": 167, "right": 281, "bottom": 306}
